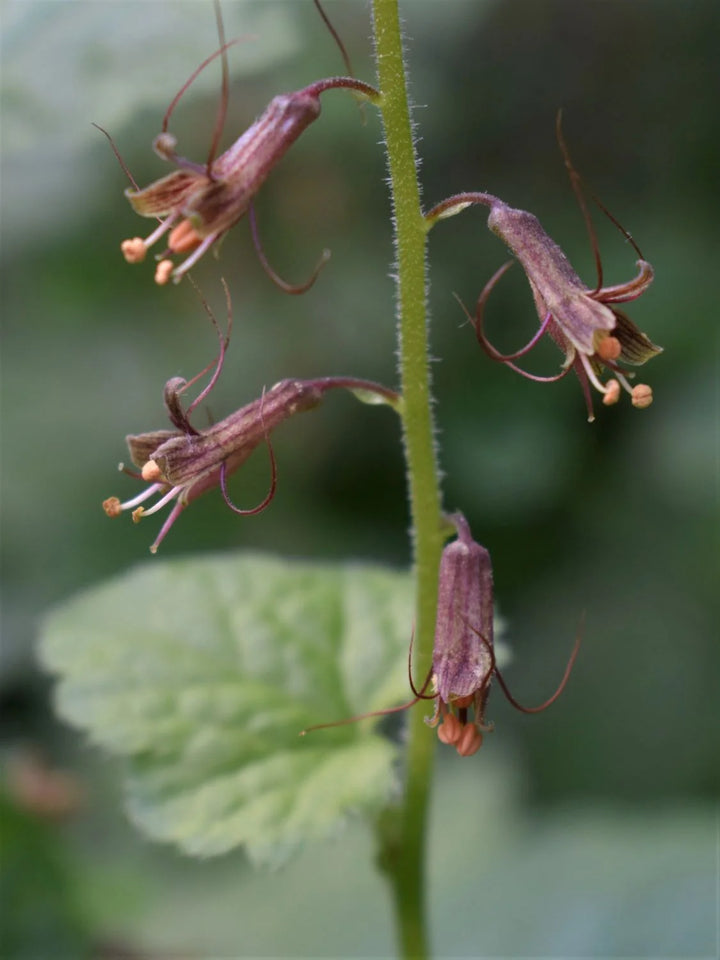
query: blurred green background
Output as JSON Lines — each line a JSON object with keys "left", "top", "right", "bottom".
{"left": 1, "top": 1, "right": 717, "bottom": 957}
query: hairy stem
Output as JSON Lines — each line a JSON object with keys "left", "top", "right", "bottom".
{"left": 372, "top": 2, "right": 444, "bottom": 957}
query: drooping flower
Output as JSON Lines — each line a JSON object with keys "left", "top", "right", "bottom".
{"left": 103, "top": 378, "right": 316, "bottom": 553}
{"left": 426, "top": 512, "right": 496, "bottom": 756}
{"left": 103, "top": 374, "right": 399, "bottom": 553}
{"left": 302, "top": 512, "right": 580, "bottom": 755}
{"left": 120, "top": 76, "right": 379, "bottom": 286}
{"left": 426, "top": 193, "right": 662, "bottom": 421}
{"left": 426, "top": 513, "right": 581, "bottom": 756}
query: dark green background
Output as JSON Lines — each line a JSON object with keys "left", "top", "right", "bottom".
{"left": 2, "top": 1, "right": 717, "bottom": 956}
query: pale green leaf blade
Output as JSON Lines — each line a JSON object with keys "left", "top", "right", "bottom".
{"left": 39, "top": 552, "right": 414, "bottom": 863}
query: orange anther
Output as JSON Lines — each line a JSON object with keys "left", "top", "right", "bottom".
{"left": 455, "top": 724, "right": 483, "bottom": 757}
{"left": 102, "top": 496, "right": 122, "bottom": 518}
{"left": 141, "top": 460, "right": 163, "bottom": 482}
{"left": 631, "top": 383, "right": 653, "bottom": 409}
{"left": 121, "top": 237, "right": 147, "bottom": 264}
{"left": 169, "top": 219, "right": 202, "bottom": 254}
{"left": 154, "top": 259, "right": 175, "bottom": 285}
{"left": 596, "top": 335, "right": 621, "bottom": 362}
{"left": 437, "top": 713, "right": 462, "bottom": 745}
{"left": 602, "top": 379, "right": 622, "bottom": 406}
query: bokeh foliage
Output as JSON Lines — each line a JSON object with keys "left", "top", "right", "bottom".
{"left": 1, "top": 0, "right": 717, "bottom": 956}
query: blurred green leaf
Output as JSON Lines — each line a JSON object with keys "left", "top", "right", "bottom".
{"left": 39, "top": 552, "right": 414, "bottom": 864}
{"left": 0, "top": 794, "right": 93, "bottom": 959}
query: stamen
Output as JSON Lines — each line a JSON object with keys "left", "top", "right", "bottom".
{"left": 614, "top": 370, "right": 636, "bottom": 395}
{"left": 102, "top": 497, "right": 122, "bottom": 518}
{"left": 631, "top": 384, "right": 653, "bottom": 409}
{"left": 169, "top": 219, "right": 202, "bottom": 254}
{"left": 144, "top": 215, "right": 178, "bottom": 249}
{"left": 172, "top": 234, "right": 218, "bottom": 280}
{"left": 154, "top": 260, "right": 175, "bottom": 285}
{"left": 135, "top": 485, "right": 183, "bottom": 519}
{"left": 455, "top": 724, "right": 483, "bottom": 757}
{"left": 123, "top": 215, "right": 180, "bottom": 266}
{"left": 111, "top": 482, "right": 164, "bottom": 513}
{"left": 601, "top": 379, "right": 622, "bottom": 406}
{"left": 578, "top": 352, "right": 610, "bottom": 394}
{"left": 596, "top": 335, "right": 621, "bottom": 362}
{"left": 437, "top": 713, "right": 462, "bottom": 745}
{"left": 141, "top": 460, "right": 163, "bottom": 482}
{"left": 120, "top": 238, "right": 147, "bottom": 264}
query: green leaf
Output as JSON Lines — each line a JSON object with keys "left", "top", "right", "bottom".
{"left": 39, "top": 553, "right": 415, "bottom": 864}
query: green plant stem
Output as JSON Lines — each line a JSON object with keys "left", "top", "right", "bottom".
{"left": 372, "top": 2, "right": 444, "bottom": 958}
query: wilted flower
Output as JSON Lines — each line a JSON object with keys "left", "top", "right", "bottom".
{"left": 120, "top": 76, "right": 379, "bottom": 286}
{"left": 426, "top": 192, "right": 662, "bottom": 421}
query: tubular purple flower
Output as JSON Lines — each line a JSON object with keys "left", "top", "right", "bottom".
{"left": 300, "top": 511, "right": 579, "bottom": 753}
{"left": 103, "top": 378, "right": 320, "bottom": 553}
{"left": 426, "top": 513, "right": 582, "bottom": 756}
{"left": 121, "top": 76, "right": 380, "bottom": 285}
{"left": 426, "top": 192, "right": 662, "bottom": 421}
{"left": 103, "top": 375, "right": 399, "bottom": 553}
{"left": 428, "top": 513, "right": 495, "bottom": 756}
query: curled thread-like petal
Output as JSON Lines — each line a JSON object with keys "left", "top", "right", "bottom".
{"left": 599, "top": 259, "right": 654, "bottom": 304}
